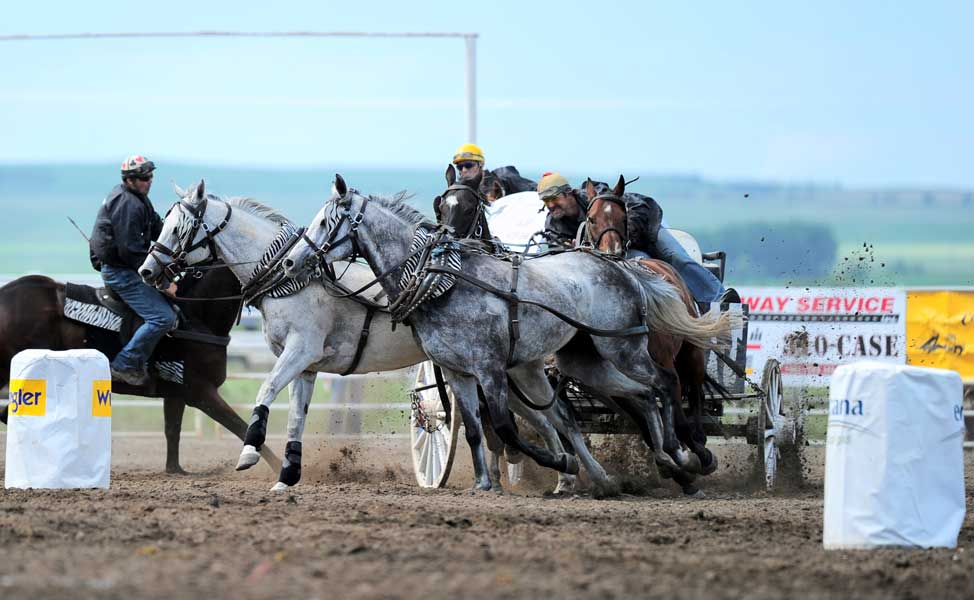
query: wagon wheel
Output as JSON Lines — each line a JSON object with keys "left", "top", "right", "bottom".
{"left": 410, "top": 361, "right": 460, "bottom": 488}
{"left": 756, "top": 358, "right": 783, "bottom": 490}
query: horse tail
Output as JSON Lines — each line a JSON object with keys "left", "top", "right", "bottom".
{"left": 630, "top": 268, "right": 743, "bottom": 350}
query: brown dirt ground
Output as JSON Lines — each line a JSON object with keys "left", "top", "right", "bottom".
{"left": 1, "top": 433, "right": 972, "bottom": 600}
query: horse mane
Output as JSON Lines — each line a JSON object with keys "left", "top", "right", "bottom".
{"left": 361, "top": 190, "right": 427, "bottom": 225}
{"left": 226, "top": 196, "right": 293, "bottom": 226}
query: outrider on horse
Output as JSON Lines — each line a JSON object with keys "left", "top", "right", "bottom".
{"left": 0, "top": 267, "right": 280, "bottom": 473}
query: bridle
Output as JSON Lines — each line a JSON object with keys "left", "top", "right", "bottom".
{"left": 149, "top": 194, "right": 232, "bottom": 284}
{"left": 585, "top": 192, "right": 628, "bottom": 254}
{"left": 436, "top": 182, "right": 489, "bottom": 239}
{"left": 300, "top": 190, "right": 370, "bottom": 273}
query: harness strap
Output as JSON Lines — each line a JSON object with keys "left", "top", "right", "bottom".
{"left": 425, "top": 264, "right": 649, "bottom": 338}
{"left": 340, "top": 306, "right": 376, "bottom": 376}
{"left": 506, "top": 254, "right": 522, "bottom": 366}
{"left": 507, "top": 372, "right": 562, "bottom": 411}
{"left": 167, "top": 329, "right": 231, "bottom": 347}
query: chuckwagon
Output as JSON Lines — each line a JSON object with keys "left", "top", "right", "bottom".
{"left": 407, "top": 192, "right": 806, "bottom": 491}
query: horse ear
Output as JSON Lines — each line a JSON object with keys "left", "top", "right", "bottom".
{"left": 334, "top": 174, "right": 348, "bottom": 197}
{"left": 491, "top": 179, "right": 503, "bottom": 200}
{"left": 433, "top": 195, "right": 443, "bottom": 221}
{"left": 172, "top": 181, "right": 186, "bottom": 198}
{"left": 584, "top": 178, "right": 597, "bottom": 200}
{"left": 445, "top": 164, "right": 457, "bottom": 186}
{"left": 612, "top": 175, "right": 626, "bottom": 197}
{"left": 195, "top": 179, "right": 206, "bottom": 200}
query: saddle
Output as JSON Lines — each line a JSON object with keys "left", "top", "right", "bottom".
{"left": 63, "top": 282, "right": 231, "bottom": 386}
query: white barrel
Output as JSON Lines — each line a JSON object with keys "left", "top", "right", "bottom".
{"left": 5, "top": 349, "right": 112, "bottom": 489}
{"left": 824, "top": 361, "right": 965, "bottom": 549}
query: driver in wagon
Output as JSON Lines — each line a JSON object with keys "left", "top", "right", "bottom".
{"left": 536, "top": 171, "right": 739, "bottom": 309}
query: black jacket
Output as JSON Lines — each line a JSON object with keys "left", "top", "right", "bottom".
{"left": 543, "top": 183, "right": 664, "bottom": 252}
{"left": 89, "top": 184, "right": 163, "bottom": 271}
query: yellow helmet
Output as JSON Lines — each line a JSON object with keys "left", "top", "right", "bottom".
{"left": 452, "top": 143, "right": 485, "bottom": 165}
{"left": 538, "top": 172, "right": 571, "bottom": 201}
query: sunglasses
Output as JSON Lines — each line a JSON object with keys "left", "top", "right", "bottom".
{"left": 136, "top": 173, "right": 154, "bottom": 182}
{"left": 456, "top": 161, "right": 479, "bottom": 171}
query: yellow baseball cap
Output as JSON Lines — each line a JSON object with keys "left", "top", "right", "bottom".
{"left": 452, "top": 143, "right": 485, "bottom": 164}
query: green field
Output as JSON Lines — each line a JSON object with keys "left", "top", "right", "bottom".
{"left": 1, "top": 163, "right": 971, "bottom": 286}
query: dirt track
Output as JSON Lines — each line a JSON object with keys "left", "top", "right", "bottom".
{"left": 1, "top": 435, "right": 972, "bottom": 600}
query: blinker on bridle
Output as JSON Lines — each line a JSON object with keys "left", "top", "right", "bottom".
{"left": 149, "top": 194, "right": 232, "bottom": 284}
{"left": 300, "top": 189, "right": 370, "bottom": 275}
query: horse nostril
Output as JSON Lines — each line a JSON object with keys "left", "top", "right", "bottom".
{"left": 139, "top": 268, "right": 153, "bottom": 280}
{"left": 283, "top": 258, "right": 294, "bottom": 270}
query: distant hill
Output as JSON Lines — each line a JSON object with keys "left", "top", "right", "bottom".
{"left": 1, "top": 163, "right": 971, "bottom": 286}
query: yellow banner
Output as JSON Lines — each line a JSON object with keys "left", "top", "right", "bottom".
{"left": 906, "top": 290, "right": 974, "bottom": 379}
{"left": 9, "top": 379, "right": 47, "bottom": 416}
{"left": 91, "top": 380, "right": 112, "bottom": 417}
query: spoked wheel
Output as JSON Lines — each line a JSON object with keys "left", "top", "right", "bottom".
{"left": 410, "top": 361, "right": 460, "bottom": 488}
{"left": 756, "top": 358, "right": 784, "bottom": 490}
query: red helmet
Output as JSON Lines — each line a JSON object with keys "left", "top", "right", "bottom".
{"left": 120, "top": 155, "right": 155, "bottom": 180}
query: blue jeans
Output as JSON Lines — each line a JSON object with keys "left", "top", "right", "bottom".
{"left": 101, "top": 265, "right": 177, "bottom": 371}
{"left": 629, "top": 228, "right": 725, "bottom": 304}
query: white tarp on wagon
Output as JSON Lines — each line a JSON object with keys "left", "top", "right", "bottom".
{"left": 823, "top": 361, "right": 965, "bottom": 549}
{"left": 485, "top": 191, "right": 547, "bottom": 249}
{"left": 5, "top": 349, "right": 112, "bottom": 489}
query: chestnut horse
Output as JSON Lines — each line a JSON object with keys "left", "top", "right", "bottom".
{"left": 583, "top": 177, "right": 716, "bottom": 471}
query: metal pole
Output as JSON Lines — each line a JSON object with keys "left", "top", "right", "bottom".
{"left": 464, "top": 34, "right": 477, "bottom": 143}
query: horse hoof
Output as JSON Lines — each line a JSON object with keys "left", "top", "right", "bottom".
{"left": 592, "top": 479, "right": 621, "bottom": 500}
{"left": 561, "top": 454, "right": 580, "bottom": 475}
{"left": 236, "top": 445, "right": 261, "bottom": 471}
{"left": 270, "top": 481, "right": 291, "bottom": 492}
{"left": 166, "top": 466, "right": 189, "bottom": 476}
{"left": 699, "top": 451, "right": 718, "bottom": 476}
{"left": 654, "top": 451, "right": 681, "bottom": 475}
{"left": 675, "top": 448, "right": 703, "bottom": 475}
{"left": 683, "top": 487, "right": 706, "bottom": 499}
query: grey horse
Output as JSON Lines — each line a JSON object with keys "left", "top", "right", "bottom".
{"left": 138, "top": 181, "right": 588, "bottom": 494}
{"left": 283, "top": 175, "right": 739, "bottom": 490}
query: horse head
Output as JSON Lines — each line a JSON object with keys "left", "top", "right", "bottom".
{"left": 139, "top": 179, "right": 228, "bottom": 287}
{"left": 283, "top": 174, "right": 357, "bottom": 276}
{"left": 479, "top": 169, "right": 506, "bottom": 203}
{"left": 434, "top": 164, "right": 489, "bottom": 239}
{"left": 584, "top": 175, "right": 628, "bottom": 256}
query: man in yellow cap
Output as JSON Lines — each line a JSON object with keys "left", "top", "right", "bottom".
{"left": 451, "top": 143, "right": 537, "bottom": 202}
{"left": 452, "top": 142, "right": 486, "bottom": 181}
{"left": 537, "top": 172, "right": 732, "bottom": 307}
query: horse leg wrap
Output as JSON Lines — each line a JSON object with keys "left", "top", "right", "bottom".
{"left": 243, "top": 405, "right": 270, "bottom": 450}
{"left": 278, "top": 441, "right": 302, "bottom": 487}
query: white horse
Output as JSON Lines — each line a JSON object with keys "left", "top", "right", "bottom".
{"left": 138, "top": 181, "right": 593, "bottom": 493}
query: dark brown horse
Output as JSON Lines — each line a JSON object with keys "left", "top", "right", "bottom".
{"left": 0, "top": 269, "right": 280, "bottom": 474}
{"left": 583, "top": 177, "right": 715, "bottom": 472}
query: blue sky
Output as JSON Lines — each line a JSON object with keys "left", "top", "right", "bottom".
{"left": 1, "top": 1, "right": 971, "bottom": 188}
